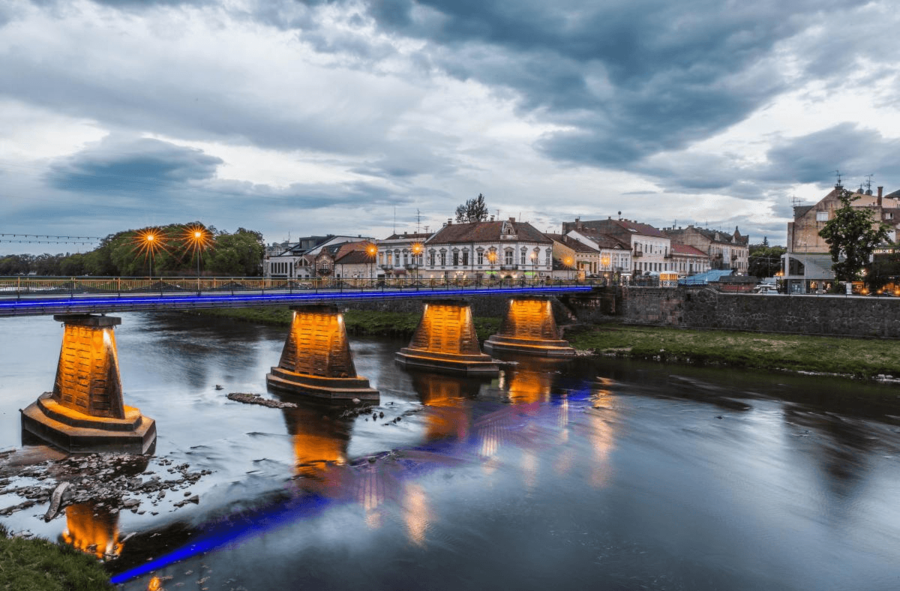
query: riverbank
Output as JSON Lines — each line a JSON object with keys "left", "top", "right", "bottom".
{"left": 0, "top": 524, "right": 112, "bottom": 591}
{"left": 191, "top": 307, "right": 502, "bottom": 340}
{"left": 567, "top": 324, "right": 900, "bottom": 380}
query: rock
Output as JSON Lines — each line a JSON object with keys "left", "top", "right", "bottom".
{"left": 215, "top": 385, "right": 224, "bottom": 390}
{"left": 43, "top": 482, "right": 69, "bottom": 522}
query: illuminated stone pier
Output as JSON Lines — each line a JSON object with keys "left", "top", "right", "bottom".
{"left": 396, "top": 299, "right": 499, "bottom": 375}
{"left": 266, "top": 305, "right": 378, "bottom": 401}
{"left": 484, "top": 297, "right": 575, "bottom": 357}
{"left": 20, "top": 315, "right": 157, "bottom": 454}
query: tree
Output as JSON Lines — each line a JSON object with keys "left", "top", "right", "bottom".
{"left": 819, "top": 189, "right": 890, "bottom": 283}
{"left": 455, "top": 193, "right": 489, "bottom": 223}
{"left": 748, "top": 244, "right": 786, "bottom": 278}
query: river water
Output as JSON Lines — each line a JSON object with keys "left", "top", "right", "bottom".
{"left": 1, "top": 312, "right": 900, "bottom": 590}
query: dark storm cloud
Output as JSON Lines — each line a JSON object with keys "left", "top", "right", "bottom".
{"left": 355, "top": 0, "right": 870, "bottom": 166}
{"left": 761, "top": 123, "right": 900, "bottom": 189}
{"left": 47, "top": 136, "right": 222, "bottom": 194}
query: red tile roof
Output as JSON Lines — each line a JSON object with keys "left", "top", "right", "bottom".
{"left": 672, "top": 244, "right": 707, "bottom": 257}
{"left": 566, "top": 228, "right": 631, "bottom": 250}
{"left": 426, "top": 220, "right": 551, "bottom": 245}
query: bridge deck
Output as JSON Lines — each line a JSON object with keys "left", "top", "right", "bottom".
{"left": 0, "top": 285, "right": 595, "bottom": 317}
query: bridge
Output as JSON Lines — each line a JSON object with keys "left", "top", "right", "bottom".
{"left": 5, "top": 276, "right": 595, "bottom": 457}
{"left": 0, "top": 276, "right": 597, "bottom": 317}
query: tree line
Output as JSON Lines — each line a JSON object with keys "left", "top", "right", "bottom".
{"left": 0, "top": 223, "right": 265, "bottom": 277}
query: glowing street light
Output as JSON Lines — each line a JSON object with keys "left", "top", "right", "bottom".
{"left": 183, "top": 224, "right": 214, "bottom": 294}
{"left": 411, "top": 243, "right": 423, "bottom": 282}
{"left": 366, "top": 243, "right": 377, "bottom": 284}
{"left": 133, "top": 228, "right": 166, "bottom": 279}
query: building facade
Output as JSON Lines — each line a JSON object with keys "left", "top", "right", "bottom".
{"left": 783, "top": 184, "right": 899, "bottom": 293}
{"left": 664, "top": 225, "right": 750, "bottom": 274}
{"left": 563, "top": 218, "right": 668, "bottom": 276}
{"left": 264, "top": 235, "right": 373, "bottom": 279}
{"left": 551, "top": 231, "right": 632, "bottom": 277}
{"left": 375, "top": 232, "right": 431, "bottom": 280}
{"left": 421, "top": 218, "right": 553, "bottom": 279}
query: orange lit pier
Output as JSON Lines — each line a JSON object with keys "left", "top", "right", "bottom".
{"left": 484, "top": 297, "right": 575, "bottom": 357}
{"left": 396, "top": 300, "right": 499, "bottom": 376}
{"left": 20, "top": 315, "right": 157, "bottom": 454}
{"left": 266, "top": 304, "right": 378, "bottom": 401}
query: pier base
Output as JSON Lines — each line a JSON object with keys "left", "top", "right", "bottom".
{"left": 266, "top": 305, "right": 378, "bottom": 401}
{"left": 396, "top": 300, "right": 499, "bottom": 376}
{"left": 20, "top": 315, "right": 156, "bottom": 455}
{"left": 484, "top": 297, "right": 575, "bottom": 357}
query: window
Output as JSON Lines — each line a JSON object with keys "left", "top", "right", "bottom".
{"left": 440, "top": 252, "right": 446, "bottom": 266}
{"left": 505, "top": 250, "right": 514, "bottom": 265}
{"left": 520, "top": 250, "right": 526, "bottom": 265}
{"left": 429, "top": 251, "right": 435, "bottom": 266}
{"left": 816, "top": 211, "right": 828, "bottom": 222}
{"left": 452, "top": 251, "right": 459, "bottom": 266}
{"left": 462, "top": 251, "right": 469, "bottom": 265}
{"left": 477, "top": 251, "right": 484, "bottom": 265}
{"left": 545, "top": 249, "right": 551, "bottom": 266}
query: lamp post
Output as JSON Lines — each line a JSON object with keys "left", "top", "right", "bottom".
{"left": 530, "top": 251, "right": 536, "bottom": 285}
{"left": 412, "top": 242, "right": 422, "bottom": 284}
{"left": 565, "top": 257, "right": 574, "bottom": 283}
{"left": 366, "top": 243, "right": 377, "bottom": 287}
{"left": 184, "top": 225, "right": 213, "bottom": 295}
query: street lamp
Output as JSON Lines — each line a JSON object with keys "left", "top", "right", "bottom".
{"left": 565, "top": 257, "right": 574, "bottom": 283}
{"left": 366, "top": 243, "right": 377, "bottom": 286}
{"left": 183, "top": 224, "right": 213, "bottom": 295}
{"left": 411, "top": 242, "right": 423, "bottom": 284}
{"left": 134, "top": 228, "right": 166, "bottom": 280}
{"left": 487, "top": 251, "right": 497, "bottom": 283}
{"left": 530, "top": 251, "right": 536, "bottom": 285}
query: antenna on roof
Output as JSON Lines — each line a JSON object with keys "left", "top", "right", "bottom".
{"left": 835, "top": 169, "right": 843, "bottom": 188}
{"left": 790, "top": 194, "right": 801, "bottom": 208}
{"left": 865, "top": 174, "right": 874, "bottom": 195}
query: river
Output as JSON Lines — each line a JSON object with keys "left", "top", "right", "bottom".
{"left": 1, "top": 312, "right": 900, "bottom": 590}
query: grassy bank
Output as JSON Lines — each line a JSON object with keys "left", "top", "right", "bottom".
{"left": 193, "top": 307, "right": 502, "bottom": 341}
{"left": 0, "top": 524, "right": 113, "bottom": 591}
{"left": 568, "top": 324, "right": 900, "bottom": 379}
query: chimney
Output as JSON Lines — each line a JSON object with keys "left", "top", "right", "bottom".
{"left": 878, "top": 186, "right": 884, "bottom": 208}
{"left": 508, "top": 217, "right": 515, "bottom": 223}
{"left": 448, "top": 218, "right": 452, "bottom": 225}
{"left": 489, "top": 215, "right": 494, "bottom": 221}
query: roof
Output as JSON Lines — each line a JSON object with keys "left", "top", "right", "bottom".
{"left": 667, "top": 225, "right": 749, "bottom": 246}
{"left": 679, "top": 269, "right": 734, "bottom": 285}
{"left": 568, "top": 228, "right": 631, "bottom": 250}
{"left": 426, "top": 220, "right": 552, "bottom": 245}
{"left": 671, "top": 244, "right": 707, "bottom": 257}
{"left": 335, "top": 250, "right": 373, "bottom": 265}
{"left": 614, "top": 219, "right": 667, "bottom": 238}
{"left": 382, "top": 232, "right": 432, "bottom": 241}
{"left": 546, "top": 233, "right": 601, "bottom": 253}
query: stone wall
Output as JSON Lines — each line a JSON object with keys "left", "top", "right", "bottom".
{"left": 620, "top": 286, "right": 900, "bottom": 339}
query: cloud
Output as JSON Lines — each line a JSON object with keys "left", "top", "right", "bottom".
{"left": 46, "top": 135, "right": 222, "bottom": 193}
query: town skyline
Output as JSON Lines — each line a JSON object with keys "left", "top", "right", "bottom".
{"left": 2, "top": 0, "right": 899, "bottom": 255}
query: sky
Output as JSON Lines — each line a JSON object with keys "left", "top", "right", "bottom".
{"left": 2, "top": 0, "right": 899, "bottom": 254}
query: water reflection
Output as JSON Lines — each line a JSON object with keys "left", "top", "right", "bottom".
{"left": 276, "top": 396, "right": 351, "bottom": 494}
{"left": 409, "top": 372, "right": 480, "bottom": 443}
{"left": 403, "top": 483, "right": 431, "bottom": 546}
{"left": 60, "top": 502, "right": 123, "bottom": 560}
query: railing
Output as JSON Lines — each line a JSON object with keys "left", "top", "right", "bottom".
{"left": 0, "top": 275, "right": 622, "bottom": 299}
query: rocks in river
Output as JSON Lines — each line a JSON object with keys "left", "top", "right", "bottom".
{"left": 0, "top": 452, "right": 214, "bottom": 518}
{"left": 227, "top": 392, "right": 297, "bottom": 409}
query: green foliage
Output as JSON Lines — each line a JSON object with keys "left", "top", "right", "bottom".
{"left": 819, "top": 189, "right": 891, "bottom": 282}
{"left": 455, "top": 193, "right": 489, "bottom": 223}
{"left": 0, "top": 526, "right": 113, "bottom": 591}
{"left": 568, "top": 324, "right": 900, "bottom": 379}
{"left": 1, "top": 223, "right": 265, "bottom": 277}
{"left": 748, "top": 244, "right": 786, "bottom": 278}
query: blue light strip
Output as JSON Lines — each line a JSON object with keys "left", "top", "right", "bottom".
{"left": 108, "top": 384, "right": 598, "bottom": 584}
{"left": 0, "top": 286, "right": 594, "bottom": 316}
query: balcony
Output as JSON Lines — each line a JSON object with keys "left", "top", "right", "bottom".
{"left": 500, "top": 264, "right": 518, "bottom": 271}
{"left": 633, "top": 251, "right": 643, "bottom": 258}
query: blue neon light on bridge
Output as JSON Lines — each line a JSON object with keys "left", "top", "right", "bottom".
{"left": 0, "top": 285, "right": 595, "bottom": 317}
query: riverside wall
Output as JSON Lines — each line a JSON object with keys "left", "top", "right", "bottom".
{"left": 620, "top": 286, "right": 900, "bottom": 339}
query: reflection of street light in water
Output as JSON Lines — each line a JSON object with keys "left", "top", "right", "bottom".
{"left": 403, "top": 483, "right": 431, "bottom": 546}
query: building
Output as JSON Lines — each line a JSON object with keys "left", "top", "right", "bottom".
{"left": 264, "top": 234, "right": 373, "bottom": 279}
{"left": 547, "top": 232, "right": 631, "bottom": 278}
{"left": 375, "top": 232, "right": 431, "bottom": 280}
{"left": 783, "top": 183, "right": 899, "bottom": 293}
{"left": 671, "top": 244, "right": 711, "bottom": 276}
{"left": 333, "top": 242, "right": 378, "bottom": 279}
{"left": 663, "top": 225, "right": 750, "bottom": 274}
{"left": 421, "top": 218, "right": 553, "bottom": 279}
{"left": 562, "top": 218, "right": 669, "bottom": 277}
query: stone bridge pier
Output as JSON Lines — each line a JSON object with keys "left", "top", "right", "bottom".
{"left": 20, "top": 314, "right": 157, "bottom": 454}
{"left": 484, "top": 297, "right": 575, "bottom": 357}
{"left": 396, "top": 299, "right": 499, "bottom": 376}
{"left": 266, "top": 304, "right": 378, "bottom": 401}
